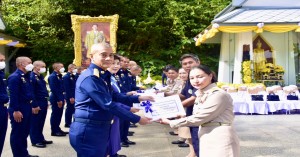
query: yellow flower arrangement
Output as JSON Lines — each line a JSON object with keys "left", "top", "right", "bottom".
{"left": 217, "top": 82, "right": 265, "bottom": 89}
{"left": 241, "top": 61, "right": 252, "bottom": 83}
{"left": 261, "top": 68, "right": 271, "bottom": 73}
{"left": 274, "top": 65, "right": 284, "bottom": 73}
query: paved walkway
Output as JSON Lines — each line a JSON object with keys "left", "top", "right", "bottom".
{"left": 2, "top": 109, "right": 300, "bottom": 157}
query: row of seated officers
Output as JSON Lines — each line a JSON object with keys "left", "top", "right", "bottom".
{"left": 0, "top": 43, "right": 151, "bottom": 157}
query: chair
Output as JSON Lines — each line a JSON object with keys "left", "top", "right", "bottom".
{"left": 230, "top": 92, "right": 249, "bottom": 114}
{"left": 247, "top": 94, "right": 268, "bottom": 115}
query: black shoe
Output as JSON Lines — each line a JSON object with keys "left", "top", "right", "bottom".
{"left": 51, "top": 132, "right": 66, "bottom": 137}
{"left": 42, "top": 140, "right": 53, "bottom": 144}
{"left": 118, "top": 154, "right": 127, "bottom": 157}
{"left": 27, "top": 155, "right": 39, "bottom": 157}
{"left": 128, "top": 132, "right": 134, "bottom": 136}
{"left": 60, "top": 130, "right": 69, "bottom": 134}
{"left": 171, "top": 140, "right": 185, "bottom": 144}
{"left": 32, "top": 143, "right": 46, "bottom": 148}
{"left": 64, "top": 124, "right": 70, "bottom": 128}
{"left": 130, "top": 123, "right": 138, "bottom": 128}
{"left": 178, "top": 143, "right": 189, "bottom": 147}
{"left": 125, "top": 140, "right": 136, "bottom": 145}
{"left": 128, "top": 131, "right": 135, "bottom": 134}
{"left": 120, "top": 142, "right": 129, "bottom": 147}
{"left": 169, "top": 131, "right": 178, "bottom": 136}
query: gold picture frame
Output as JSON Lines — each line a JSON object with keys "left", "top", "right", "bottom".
{"left": 71, "top": 14, "right": 119, "bottom": 67}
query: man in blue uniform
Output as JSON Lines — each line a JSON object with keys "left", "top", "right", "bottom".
{"left": 75, "top": 66, "right": 83, "bottom": 80}
{"left": 48, "top": 62, "right": 68, "bottom": 136}
{"left": 116, "top": 56, "right": 137, "bottom": 147}
{"left": 179, "top": 54, "right": 201, "bottom": 157}
{"left": 0, "top": 53, "right": 8, "bottom": 156}
{"left": 30, "top": 60, "right": 53, "bottom": 148}
{"left": 63, "top": 64, "right": 77, "bottom": 128}
{"left": 117, "top": 56, "right": 131, "bottom": 93}
{"left": 8, "top": 56, "right": 38, "bottom": 157}
{"left": 69, "top": 43, "right": 153, "bottom": 157}
{"left": 130, "top": 65, "right": 143, "bottom": 91}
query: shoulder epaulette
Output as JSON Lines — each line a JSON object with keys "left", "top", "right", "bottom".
{"left": 93, "top": 68, "right": 99, "bottom": 78}
{"left": 210, "top": 87, "right": 220, "bottom": 94}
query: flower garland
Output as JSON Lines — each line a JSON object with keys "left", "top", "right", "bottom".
{"left": 241, "top": 61, "right": 252, "bottom": 83}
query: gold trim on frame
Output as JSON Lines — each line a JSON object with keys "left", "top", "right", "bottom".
{"left": 71, "top": 14, "right": 119, "bottom": 66}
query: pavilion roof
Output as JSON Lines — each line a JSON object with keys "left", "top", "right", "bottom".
{"left": 194, "top": 0, "right": 300, "bottom": 46}
{"left": 213, "top": 9, "right": 300, "bottom": 24}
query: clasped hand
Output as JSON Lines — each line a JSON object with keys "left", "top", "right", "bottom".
{"left": 138, "top": 116, "right": 152, "bottom": 125}
{"left": 138, "top": 95, "right": 155, "bottom": 102}
{"left": 13, "top": 111, "right": 23, "bottom": 123}
{"left": 32, "top": 106, "right": 41, "bottom": 114}
{"left": 157, "top": 114, "right": 185, "bottom": 125}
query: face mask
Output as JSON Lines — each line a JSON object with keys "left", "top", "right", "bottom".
{"left": 59, "top": 67, "right": 65, "bottom": 73}
{"left": 72, "top": 69, "right": 78, "bottom": 75}
{"left": 39, "top": 67, "right": 46, "bottom": 74}
{"left": 0, "top": 61, "right": 5, "bottom": 70}
{"left": 25, "top": 64, "right": 34, "bottom": 72}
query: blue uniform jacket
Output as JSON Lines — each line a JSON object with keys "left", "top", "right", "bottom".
{"left": 30, "top": 72, "right": 49, "bottom": 108}
{"left": 74, "top": 63, "right": 140, "bottom": 123}
{"left": 162, "top": 73, "right": 167, "bottom": 86}
{"left": 8, "top": 69, "right": 34, "bottom": 111}
{"left": 181, "top": 79, "right": 196, "bottom": 116}
{"left": 63, "top": 72, "right": 76, "bottom": 103}
{"left": 48, "top": 71, "right": 65, "bottom": 102}
{"left": 111, "top": 75, "right": 131, "bottom": 111}
{"left": 131, "top": 75, "right": 140, "bottom": 91}
{"left": 0, "top": 70, "right": 8, "bottom": 105}
{"left": 116, "top": 69, "right": 132, "bottom": 93}
{"left": 75, "top": 73, "right": 80, "bottom": 80}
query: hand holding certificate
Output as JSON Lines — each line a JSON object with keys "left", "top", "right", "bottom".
{"left": 141, "top": 95, "right": 186, "bottom": 121}
{"left": 133, "top": 91, "right": 164, "bottom": 109}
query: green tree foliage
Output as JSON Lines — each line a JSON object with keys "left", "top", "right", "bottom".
{"left": 1, "top": 0, "right": 230, "bottom": 73}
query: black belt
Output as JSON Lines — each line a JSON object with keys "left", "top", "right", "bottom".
{"left": 74, "top": 118, "right": 113, "bottom": 125}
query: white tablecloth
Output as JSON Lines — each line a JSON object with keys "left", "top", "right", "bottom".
{"left": 230, "top": 92, "right": 300, "bottom": 114}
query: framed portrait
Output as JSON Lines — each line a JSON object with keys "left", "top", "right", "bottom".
{"left": 71, "top": 14, "right": 119, "bottom": 68}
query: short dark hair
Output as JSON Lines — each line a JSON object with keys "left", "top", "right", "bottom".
{"left": 52, "top": 62, "right": 63, "bottom": 70}
{"left": 113, "top": 54, "right": 120, "bottom": 61}
{"left": 191, "top": 65, "right": 217, "bottom": 83}
{"left": 68, "top": 64, "right": 76, "bottom": 69}
{"left": 167, "top": 66, "right": 178, "bottom": 73}
{"left": 179, "top": 53, "right": 200, "bottom": 65}
{"left": 163, "top": 64, "right": 173, "bottom": 72}
{"left": 121, "top": 56, "right": 129, "bottom": 60}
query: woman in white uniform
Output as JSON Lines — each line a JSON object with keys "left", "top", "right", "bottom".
{"left": 160, "top": 65, "right": 240, "bottom": 157}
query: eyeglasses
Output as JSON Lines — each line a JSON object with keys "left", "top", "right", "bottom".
{"left": 99, "top": 53, "right": 114, "bottom": 58}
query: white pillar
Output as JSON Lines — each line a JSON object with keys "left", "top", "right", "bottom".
{"left": 218, "top": 33, "right": 230, "bottom": 83}
{"left": 233, "top": 32, "right": 253, "bottom": 84}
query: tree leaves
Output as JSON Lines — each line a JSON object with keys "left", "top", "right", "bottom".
{"left": 1, "top": 0, "right": 230, "bottom": 73}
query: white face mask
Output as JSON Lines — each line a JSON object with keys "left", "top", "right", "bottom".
{"left": 39, "top": 67, "right": 46, "bottom": 74}
{"left": 72, "top": 69, "right": 78, "bottom": 75}
{"left": 0, "top": 61, "right": 5, "bottom": 70}
{"left": 25, "top": 64, "right": 34, "bottom": 72}
{"left": 59, "top": 67, "right": 65, "bottom": 73}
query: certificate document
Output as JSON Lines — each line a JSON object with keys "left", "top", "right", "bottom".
{"left": 143, "top": 95, "right": 186, "bottom": 121}
{"left": 133, "top": 92, "right": 164, "bottom": 109}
